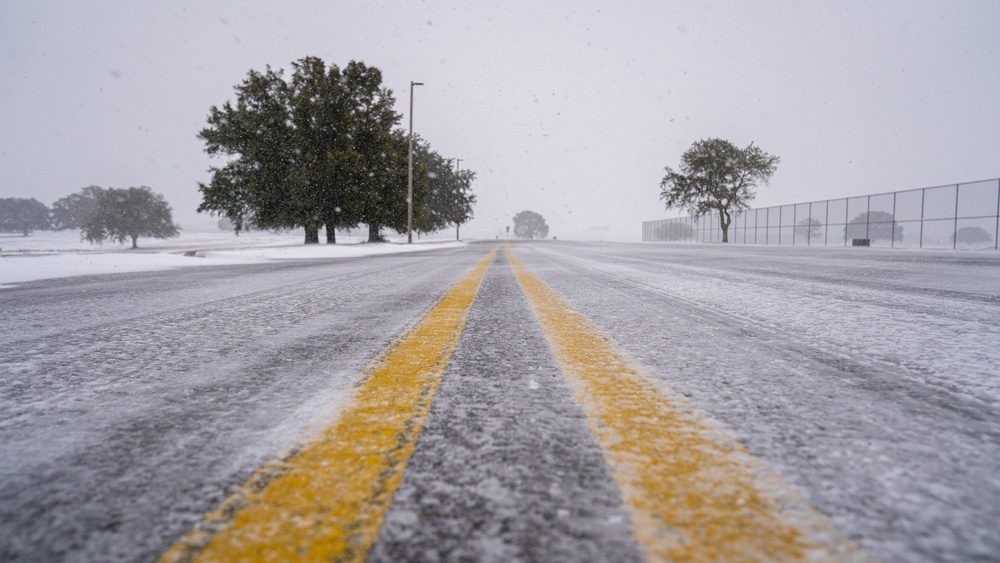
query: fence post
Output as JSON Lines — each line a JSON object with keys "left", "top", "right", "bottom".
{"left": 807, "top": 202, "right": 812, "bottom": 246}
{"left": 779, "top": 208, "right": 783, "bottom": 245}
{"left": 844, "top": 200, "right": 849, "bottom": 246}
{"left": 866, "top": 195, "right": 871, "bottom": 241}
{"left": 792, "top": 205, "right": 797, "bottom": 246}
{"left": 953, "top": 184, "right": 960, "bottom": 250}
{"left": 891, "top": 192, "right": 897, "bottom": 248}
{"left": 919, "top": 188, "right": 925, "bottom": 248}
{"left": 825, "top": 199, "right": 830, "bottom": 246}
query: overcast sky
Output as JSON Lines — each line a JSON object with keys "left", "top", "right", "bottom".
{"left": 2, "top": 1, "right": 998, "bottom": 240}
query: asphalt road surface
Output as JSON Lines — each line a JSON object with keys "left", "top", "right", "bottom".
{"left": 1, "top": 241, "right": 998, "bottom": 562}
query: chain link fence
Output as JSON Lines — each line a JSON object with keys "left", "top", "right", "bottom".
{"left": 642, "top": 178, "right": 1000, "bottom": 250}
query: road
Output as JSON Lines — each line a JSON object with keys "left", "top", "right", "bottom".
{"left": 1, "top": 241, "right": 998, "bottom": 562}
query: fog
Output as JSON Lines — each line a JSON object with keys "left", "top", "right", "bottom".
{"left": 2, "top": 1, "right": 998, "bottom": 241}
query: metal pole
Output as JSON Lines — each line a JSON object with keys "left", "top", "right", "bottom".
{"left": 779, "top": 207, "right": 783, "bottom": 245}
{"left": 455, "top": 158, "right": 462, "bottom": 241}
{"left": 866, "top": 195, "right": 871, "bottom": 242}
{"left": 891, "top": 192, "right": 897, "bottom": 248}
{"left": 844, "top": 199, "right": 849, "bottom": 246}
{"left": 792, "top": 205, "right": 797, "bottom": 246}
{"left": 407, "top": 81, "right": 423, "bottom": 244}
{"left": 752, "top": 209, "right": 756, "bottom": 244}
{"left": 953, "top": 184, "right": 960, "bottom": 249}
{"left": 995, "top": 179, "right": 1000, "bottom": 250}
{"left": 808, "top": 202, "right": 812, "bottom": 246}
{"left": 919, "top": 188, "right": 925, "bottom": 249}
{"left": 825, "top": 199, "right": 829, "bottom": 246}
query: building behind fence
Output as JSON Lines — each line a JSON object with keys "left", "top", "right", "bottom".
{"left": 642, "top": 178, "right": 1000, "bottom": 250}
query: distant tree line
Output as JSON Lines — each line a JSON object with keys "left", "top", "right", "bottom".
{"left": 198, "top": 56, "right": 475, "bottom": 244}
{"left": 0, "top": 186, "right": 179, "bottom": 248}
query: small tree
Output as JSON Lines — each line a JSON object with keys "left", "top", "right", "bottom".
{"left": 952, "top": 226, "right": 993, "bottom": 247}
{"left": 795, "top": 218, "right": 823, "bottom": 242}
{"left": 845, "top": 211, "right": 902, "bottom": 242}
{"left": 83, "top": 187, "right": 180, "bottom": 248}
{"left": 660, "top": 138, "right": 779, "bottom": 242}
{"left": 51, "top": 186, "right": 105, "bottom": 230}
{"left": 0, "top": 197, "right": 51, "bottom": 236}
{"left": 513, "top": 210, "right": 549, "bottom": 239}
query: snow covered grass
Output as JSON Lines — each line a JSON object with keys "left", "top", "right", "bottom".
{"left": 0, "top": 229, "right": 465, "bottom": 288}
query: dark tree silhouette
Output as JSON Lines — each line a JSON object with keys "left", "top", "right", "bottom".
{"left": 795, "top": 218, "right": 823, "bottom": 242}
{"left": 0, "top": 198, "right": 50, "bottom": 236}
{"left": 512, "top": 210, "right": 549, "bottom": 239}
{"left": 845, "top": 211, "right": 902, "bottom": 242}
{"left": 951, "top": 226, "right": 993, "bottom": 246}
{"left": 660, "top": 138, "right": 778, "bottom": 242}
{"left": 82, "top": 187, "right": 180, "bottom": 249}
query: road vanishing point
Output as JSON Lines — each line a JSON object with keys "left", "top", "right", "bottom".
{"left": 1, "top": 241, "right": 998, "bottom": 562}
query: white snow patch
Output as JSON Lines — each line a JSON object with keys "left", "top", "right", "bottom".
{"left": 0, "top": 230, "right": 466, "bottom": 287}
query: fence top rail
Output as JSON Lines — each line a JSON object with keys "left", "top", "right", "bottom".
{"left": 642, "top": 177, "right": 1000, "bottom": 225}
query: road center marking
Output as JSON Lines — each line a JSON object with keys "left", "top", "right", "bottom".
{"left": 160, "top": 245, "right": 498, "bottom": 563}
{"left": 506, "top": 245, "right": 870, "bottom": 562}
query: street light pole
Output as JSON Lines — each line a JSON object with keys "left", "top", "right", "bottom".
{"left": 407, "top": 81, "right": 423, "bottom": 244}
{"left": 454, "top": 158, "right": 462, "bottom": 241}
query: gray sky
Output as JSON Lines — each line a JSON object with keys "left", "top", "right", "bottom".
{"left": 2, "top": 1, "right": 998, "bottom": 240}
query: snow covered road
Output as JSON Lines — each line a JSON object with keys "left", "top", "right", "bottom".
{"left": 514, "top": 242, "right": 1000, "bottom": 562}
{"left": 1, "top": 241, "right": 998, "bottom": 561}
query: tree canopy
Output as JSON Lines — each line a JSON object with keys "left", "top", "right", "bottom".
{"left": 845, "top": 211, "right": 902, "bottom": 242}
{"left": 513, "top": 210, "right": 549, "bottom": 239}
{"left": 0, "top": 198, "right": 50, "bottom": 236}
{"left": 952, "top": 226, "right": 993, "bottom": 246}
{"left": 51, "top": 186, "right": 105, "bottom": 230}
{"left": 660, "top": 138, "right": 778, "bottom": 243}
{"left": 412, "top": 136, "right": 476, "bottom": 240}
{"left": 197, "top": 56, "right": 472, "bottom": 244}
{"left": 795, "top": 218, "right": 823, "bottom": 242}
{"left": 82, "top": 187, "right": 180, "bottom": 248}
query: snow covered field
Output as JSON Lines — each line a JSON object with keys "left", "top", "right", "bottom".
{"left": 0, "top": 229, "right": 465, "bottom": 288}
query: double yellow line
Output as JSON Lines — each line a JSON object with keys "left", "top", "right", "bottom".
{"left": 162, "top": 243, "right": 868, "bottom": 562}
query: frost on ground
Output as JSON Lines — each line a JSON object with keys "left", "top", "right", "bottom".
{"left": 0, "top": 243, "right": 482, "bottom": 562}
{"left": 519, "top": 242, "right": 1000, "bottom": 562}
{"left": 2, "top": 238, "right": 998, "bottom": 562}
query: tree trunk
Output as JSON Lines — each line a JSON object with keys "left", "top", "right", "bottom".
{"left": 367, "top": 223, "right": 384, "bottom": 243}
{"left": 719, "top": 209, "right": 731, "bottom": 243}
{"left": 325, "top": 220, "right": 336, "bottom": 244}
{"left": 131, "top": 235, "right": 138, "bottom": 249}
{"left": 304, "top": 224, "right": 320, "bottom": 244}
{"left": 456, "top": 223, "right": 460, "bottom": 241}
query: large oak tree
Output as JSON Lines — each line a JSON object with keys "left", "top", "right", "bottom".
{"left": 512, "top": 210, "right": 549, "bottom": 239}
{"left": 0, "top": 198, "right": 50, "bottom": 236}
{"left": 82, "top": 187, "right": 179, "bottom": 249}
{"left": 660, "top": 138, "right": 779, "bottom": 243}
{"left": 198, "top": 57, "right": 416, "bottom": 244}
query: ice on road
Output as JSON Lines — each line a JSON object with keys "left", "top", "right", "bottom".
{"left": 1, "top": 240, "right": 998, "bottom": 562}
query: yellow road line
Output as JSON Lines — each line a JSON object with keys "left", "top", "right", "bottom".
{"left": 506, "top": 245, "right": 870, "bottom": 563}
{"left": 160, "top": 245, "right": 498, "bottom": 563}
